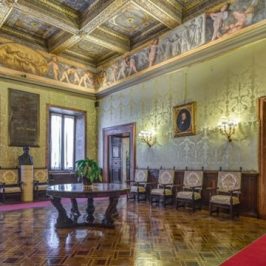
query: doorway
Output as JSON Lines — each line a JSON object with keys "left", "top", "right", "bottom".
{"left": 109, "top": 135, "right": 130, "bottom": 183}
{"left": 103, "top": 123, "right": 136, "bottom": 183}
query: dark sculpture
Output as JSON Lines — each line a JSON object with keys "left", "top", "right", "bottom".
{"left": 18, "top": 146, "right": 33, "bottom": 165}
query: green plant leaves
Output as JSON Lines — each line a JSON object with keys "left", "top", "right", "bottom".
{"left": 75, "top": 158, "right": 102, "bottom": 183}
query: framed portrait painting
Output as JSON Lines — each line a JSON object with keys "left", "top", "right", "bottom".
{"left": 173, "top": 102, "right": 196, "bottom": 137}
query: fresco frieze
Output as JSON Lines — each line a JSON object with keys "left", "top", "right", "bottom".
{"left": 206, "top": 0, "right": 266, "bottom": 41}
{"left": 0, "top": 40, "right": 95, "bottom": 90}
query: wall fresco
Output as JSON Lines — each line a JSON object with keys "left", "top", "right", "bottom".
{"left": 206, "top": 0, "right": 266, "bottom": 41}
{"left": 0, "top": 39, "right": 95, "bottom": 90}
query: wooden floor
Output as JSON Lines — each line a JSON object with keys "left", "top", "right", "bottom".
{"left": 0, "top": 197, "right": 266, "bottom": 266}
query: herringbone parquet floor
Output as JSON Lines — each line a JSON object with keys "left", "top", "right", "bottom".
{"left": 0, "top": 197, "right": 266, "bottom": 266}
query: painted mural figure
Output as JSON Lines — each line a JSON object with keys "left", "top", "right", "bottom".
{"left": 48, "top": 56, "right": 59, "bottom": 80}
{"left": 79, "top": 71, "right": 94, "bottom": 88}
{"left": 136, "top": 49, "right": 149, "bottom": 68}
{"left": 171, "top": 33, "right": 181, "bottom": 56}
{"left": 195, "top": 16, "right": 203, "bottom": 44}
{"left": 128, "top": 56, "right": 137, "bottom": 75}
{"left": 60, "top": 66, "right": 80, "bottom": 84}
{"left": 109, "top": 63, "right": 118, "bottom": 83}
{"left": 188, "top": 19, "right": 198, "bottom": 46}
{"left": 162, "top": 37, "right": 172, "bottom": 60}
{"left": 226, "top": 0, "right": 258, "bottom": 34}
{"left": 181, "top": 29, "right": 190, "bottom": 52}
{"left": 117, "top": 57, "right": 128, "bottom": 80}
{"left": 209, "top": 4, "right": 229, "bottom": 40}
{"left": 148, "top": 38, "right": 159, "bottom": 67}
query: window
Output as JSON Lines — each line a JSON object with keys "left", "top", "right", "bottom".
{"left": 49, "top": 108, "right": 85, "bottom": 171}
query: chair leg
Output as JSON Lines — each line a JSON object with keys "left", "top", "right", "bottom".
{"left": 209, "top": 203, "right": 212, "bottom": 216}
{"left": 230, "top": 205, "right": 233, "bottom": 219}
{"left": 192, "top": 201, "right": 195, "bottom": 212}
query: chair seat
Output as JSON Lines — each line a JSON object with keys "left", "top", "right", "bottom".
{"left": 1, "top": 187, "right": 21, "bottom": 193}
{"left": 177, "top": 191, "right": 201, "bottom": 200}
{"left": 35, "top": 184, "right": 48, "bottom": 191}
{"left": 150, "top": 188, "right": 172, "bottom": 196}
{"left": 210, "top": 195, "right": 240, "bottom": 205}
{"left": 130, "top": 185, "right": 146, "bottom": 193}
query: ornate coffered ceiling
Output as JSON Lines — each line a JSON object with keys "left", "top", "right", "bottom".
{"left": 0, "top": 0, "right": 227, "bottom": 68}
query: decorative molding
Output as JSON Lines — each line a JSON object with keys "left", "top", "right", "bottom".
{"left": 0, "top": 0, "right": 16, "bottom": 27}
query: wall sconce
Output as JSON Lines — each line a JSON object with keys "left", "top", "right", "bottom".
{"left": 138, "top": 130, "right": 156, "bottom": 147}
{"left": 218, "top": 120, "right": 238, "bottom": 142}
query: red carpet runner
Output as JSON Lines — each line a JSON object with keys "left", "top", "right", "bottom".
{"left": 221, "top": 234, "right": 266, "bottom": 266}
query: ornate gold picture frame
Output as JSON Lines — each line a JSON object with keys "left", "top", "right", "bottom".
{"left": 173, "top": 102, "right": 196, "bottom": 137}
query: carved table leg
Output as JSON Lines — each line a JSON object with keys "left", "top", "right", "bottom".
{"left": 70, "top": 198, "right": 81, "bottom": 218}
{"left": 86, "top": 198, "right": 95, "bottom": 223}
{"left": 102, "top": 196, "right": 119, "bottom": 227}
{"left": 50, "top": 197, "right": 74, "bottom": 228}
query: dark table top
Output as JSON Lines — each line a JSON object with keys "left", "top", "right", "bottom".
{"left": 46, "top": 183, "right": 129, "bottom": 198}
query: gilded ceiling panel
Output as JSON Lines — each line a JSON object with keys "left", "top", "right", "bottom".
{"left": 69, "top": 39, "right": 112, "bottom": 59}
{"left": 104, "top": 3, "right": 160, "bottom": 37}
{"left": 55, "top": 0, "right": 97, "bottom": 12}
{"left": 5, "top": 9, "right": 59, "bottom": 39}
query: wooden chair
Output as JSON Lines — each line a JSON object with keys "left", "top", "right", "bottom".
{"left": 176, "top": 170, "right": 204, "bottom": 212}
{"left": 34, "top": 168, "right": 48, "bottom": 200}
{"left": 150, "top": 167, "right": 175, "bottom": 207}
{"left": 0, "top": 169, "right": 22, "bottom": 202}
{"left": 128, "top": 168, "right": 149, "bottom": 201}
{"left": 209, "top": 171, "right": 241, "bottom": 219}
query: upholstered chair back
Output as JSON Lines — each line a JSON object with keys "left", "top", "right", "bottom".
{"left": 183, "top": 171, "right": 203, "bottom": 188}
{"left": 0, "top": 169, "right": 19, "bottom": 185}
{"left": 217, "top": 171, "right": 241, "bottom": 192}
{"left": 135, "top": 169, "right": 148, "bottom": 183}
{"left": 34, "top": 169, "right": 48, "bottom": 183}
{"left": 158, "top": 170, "right": 175, "bottom": 185}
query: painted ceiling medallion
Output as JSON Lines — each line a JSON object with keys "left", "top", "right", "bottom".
{"left": 105, "top": 4, "right": 158, "bottom": 37}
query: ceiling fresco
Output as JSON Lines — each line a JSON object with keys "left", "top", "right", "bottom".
{"left": 56, "top": 0, "right": 97, "bottom": 12}
{"left": 5, "top": 9, "right": 59, "bottom": 39}
{"left": 69, "top": 39, "right": 113, "bottom": 60}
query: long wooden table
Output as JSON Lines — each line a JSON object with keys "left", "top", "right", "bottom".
{"left": 46, "top": 183, "right": 129, "bottom": 228}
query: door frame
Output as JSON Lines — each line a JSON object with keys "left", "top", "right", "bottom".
{"left": 259, "top": 97, "right": 266, "bottom": 218}
{"left": 103, "top": 123, "right": 136, "bottom": 183}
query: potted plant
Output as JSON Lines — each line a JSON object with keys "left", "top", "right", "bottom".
{"left": 75, "top": 158, "right": 102, "bottom": 187}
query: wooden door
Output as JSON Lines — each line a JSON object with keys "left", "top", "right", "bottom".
{"left": 109, "top": 136, "right": 122, "bottom": 183}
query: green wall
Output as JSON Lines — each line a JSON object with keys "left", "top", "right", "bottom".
{"left": 0, "top": 79, "right": 97, "bottom": 168}
{"left": 98, "top": 39, "right": 266, "bottom": 172}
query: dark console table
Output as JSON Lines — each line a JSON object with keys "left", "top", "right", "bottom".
{"left": 46, "top": 183, "right": 129, "bottom": 228}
